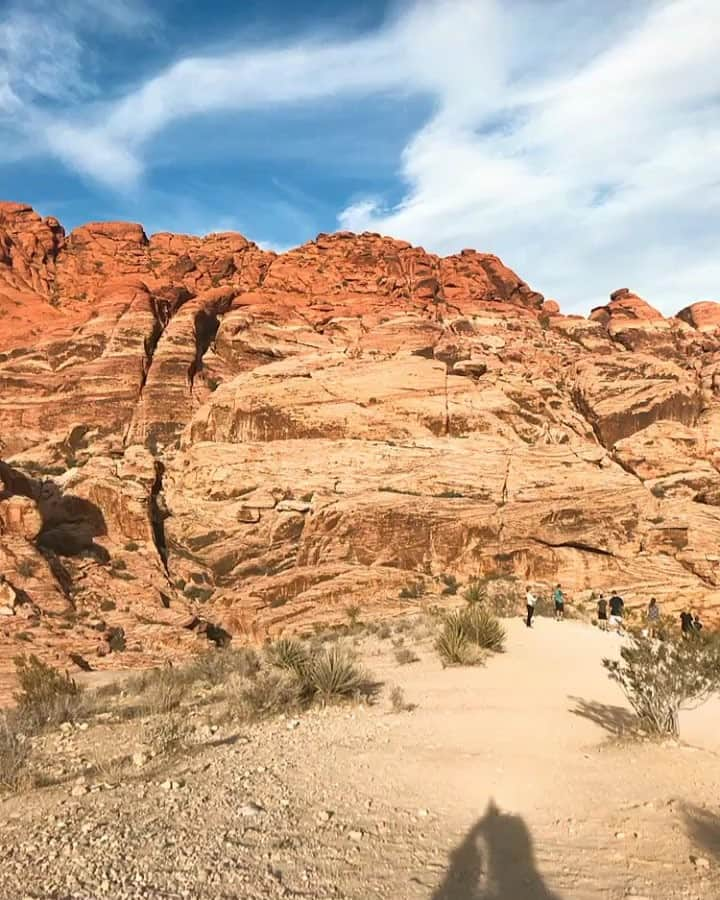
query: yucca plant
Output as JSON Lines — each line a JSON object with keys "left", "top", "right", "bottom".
{"left": 305, "top": 646, "right": 365, "bottom": 702}
{"left": 266, "top": 637, "right": 310, "bottom": 678}
{"left": 435, "top": 612, "right": 477, "bottom": 667}
{"left": 463, "top": 579, "right": 487, "bottom": 605}
{"left": 461, "top": 605, "right": 506, "bottom": 652}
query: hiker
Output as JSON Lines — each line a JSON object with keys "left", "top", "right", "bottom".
{"left": 646, "top": 597, "right": 660, "bottom": 638}
{"left": 680, "top": 609, "right": 694, "bottom": 637}
{"left": 525, "top": 586, "right": 537, "bottom": 628}
{"left": 597, "top": 594, "right": 608, "bottom": 631}
{"left": 553, "top": 584, "right": 565, "bottom": 621}
{"left": 608, "top": 591, "right": 624, "bottom": 634}
{"left": 693, "top": 613, "right": 703, "bottom": 633}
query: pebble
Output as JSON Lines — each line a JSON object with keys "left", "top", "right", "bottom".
{"left": 348, "top": 830, "right": 364, "bottom": 842}
{"left": 691, "top": 856, "right": 710, "bottom": 870}
{"left": 238, "top": 802, "right": 265, "bottom": 817}
{"left": 71, "top": 785, "right": 89, "bottom": 797}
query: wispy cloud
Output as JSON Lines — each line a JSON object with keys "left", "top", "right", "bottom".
{"left": 2, "top": 0, "right": 719, "bottom": 313}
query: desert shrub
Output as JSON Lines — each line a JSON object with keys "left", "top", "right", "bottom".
{"left": 140, "top": 713, "right": 189, "bottom": 757}
{"left": 184, "top": 585, "right": 214, "bottom": 603}
{"left": 231, "top": 670, "right": 302, "bottom": 721}
{"left": 266, "top": 638, "right": 310, "bottom": 678}
{"left": 604, "top": 633, "right": 720, "bottom": 737}
{"left": 17, "top": 559, "right": 36, "bottom": 578}
{"left": 0, "top": 713, "right": 30, "bottom": 792}
{"left": 304, "top": 646, "right": 366, "bottom": 703}
{"left": 440, "top": 573, "right": 459, "bottom": 595}
{"left": 13, "top": 655, "right": 82, "bottom": 730}
{"left": 395, "top": 647, "right": 419, "bottom": 665}
{"left": 345, "top": 604, "right": 362, "bottom": 627}
{"left": 110, "top": 558, "right": 127, "bottom": 572}
{"left": 389, "top": 686, "right": 413, "bottom": 713}
{"left": 377, "top": 624, "right": 392, "bottom": 640}
{"left": 174, "top": 578, "right": 187, "bottom": 591}
{"left": 462, "top": 605, "right": 506, "bottom": 652}
{"left": 189, "top": 646, "right": 260, "bottom": 686}
{"left": 124, "top": 541, "right": 140, "bottom": 552}
{"left": 399, "top": 581, "right": 425, "bottom": 600}
{"left": 463, "top": 579, "right": 486, "bottom": 605}
{"left": 136, "top": 669, "right": 187, "bottom": 717}
{"left": 99, "top": 599, "right": 116, "bottom": 612}
{"left": 435, "top": 612, "right": 479, "bottom": 667}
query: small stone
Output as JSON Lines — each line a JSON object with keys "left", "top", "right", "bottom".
{"left": 348, "top": 830, "right": 364, "bottom": 842}
{"left": 287, "top": 719, "right": 300, "bottom": 730}
{"left": 614, "top": 832, "right": 625, "bottom": 839}
{"left": 239, "top": 802, "right": 264, "bottom": 817}
{"left": 691, "top": 856, "right": 710, "bottom": 870}
{"left": 71, "top": 784, "right": 88, "bottom": 797}
{"left": 417, "top": 808, "right": 430, "bottom": 818}
{"left": 132, "top": 752, "right": 148, "bottom": 769}
{"left": 317, "top": 810, "right": 333, "bottom": 823}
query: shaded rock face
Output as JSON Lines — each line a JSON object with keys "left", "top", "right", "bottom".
{"left": 1, "top": 200, "right": 720, "bottom": 693}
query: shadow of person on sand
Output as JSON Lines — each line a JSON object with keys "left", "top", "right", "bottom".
{"left": 567, "top": 696, "right": 644, "bottom": 740}
{"left": 432, "top": 800, "right": 561, "bottom": 900}
{"left": 684, "top": 805, "right": 720, "bottom": 862}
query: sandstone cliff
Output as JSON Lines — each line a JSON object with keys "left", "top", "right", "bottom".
{"left": 1, "top": 200, "right": 719, "bottom": 693}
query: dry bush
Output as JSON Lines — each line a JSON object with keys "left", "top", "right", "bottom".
{"left": 377, "top": 624, "right": 392, "bottom": 640}
{"left": 265, "top": 638, "right": 309, "bottom": 678}
{"left": 13, "top": 654, "right": 83, "bottom": 731}
{"left": 139, "top": 713, "right": 189, "bottom": 757}
{"left": 134, "top": 669, "right": 187, "bottom": 717}
{"left": 463, "top": 579, "right": 487, "bottom": 605}
{"left": 188, "top": 647, "right": 260, "bottom": 686}
{"left": 230, "top": 670, "right": 303, "bottom": 721}
{"left": 389, "top": 686, "right": 414, "bottom": 713}
{"left": 605, "top": 632, "right": 720, "bottom": 738}
{"left": 395, "top": 647, "right": 420, "bottom": 665}
{"left": 0, "top": 712, "right": 31, "bottom": 793}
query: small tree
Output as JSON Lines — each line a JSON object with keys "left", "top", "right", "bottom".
{"left": 604, "top": 633, "right": 720, "bottom": 738}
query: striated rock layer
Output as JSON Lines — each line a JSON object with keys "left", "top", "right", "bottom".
{"left": 1, "top": 200, "right": 720, "bottom": 695}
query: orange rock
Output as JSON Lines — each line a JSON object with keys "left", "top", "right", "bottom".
{"left": 1, "top": 201, "right": 720, "bottom": 700}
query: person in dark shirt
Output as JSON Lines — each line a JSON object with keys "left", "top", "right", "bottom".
{"left": 680, "top": 610, "right": 694, "bottom": 636}
{"left": 597, "top": 595, "right": 608, "bottom": 631}
{"left": 608, "top": 592, "right": 624, "bottom": 634}
{"left": 693, "top": 613, "right": 703, "bottom": 633}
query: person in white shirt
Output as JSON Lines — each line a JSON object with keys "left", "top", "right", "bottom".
{"left": 525, "top": 586, "right": 537, "bottom": 628}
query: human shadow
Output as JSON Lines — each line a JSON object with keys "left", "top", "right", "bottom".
{"left": 568, "top": 696, "right": 644, "bottom": 740}
{"left": 432, "top": 800, "right": 561, "bottom": 900}
{"left": 684, "top": 805, "right": 720, "bottom": 862}
{"left": 0, "top": 459, "right": 108, "bottom": 560}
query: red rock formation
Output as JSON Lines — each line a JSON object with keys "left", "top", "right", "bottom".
{"left": 1, "top": 201, "right": 720, "bottom": 700}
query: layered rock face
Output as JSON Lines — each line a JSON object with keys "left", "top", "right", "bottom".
{"left": 1, "top": 200, "right": 719, "bottom": 693}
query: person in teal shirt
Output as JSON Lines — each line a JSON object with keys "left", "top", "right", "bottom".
{"left": 553, "top": 584, "right": 565, "bottom": 621}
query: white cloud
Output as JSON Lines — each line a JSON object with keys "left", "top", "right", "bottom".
{"left": 2, "top": 0, "right": 719, "bottom": 313}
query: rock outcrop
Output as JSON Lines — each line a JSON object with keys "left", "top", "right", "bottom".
{"left": 2, "top": 200, "right": 719, "bottom": 697}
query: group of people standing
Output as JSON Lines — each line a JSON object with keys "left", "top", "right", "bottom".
{"left": 523, "top": 585, "right": 704, "bottom": 637}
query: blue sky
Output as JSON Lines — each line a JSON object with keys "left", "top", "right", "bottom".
{"left": 1, "top": 0, "right": 718, "bottom": 313}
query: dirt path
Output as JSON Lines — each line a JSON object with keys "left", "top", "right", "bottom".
{"left": 1, "top": 616, "right": 719, "bottom": 899}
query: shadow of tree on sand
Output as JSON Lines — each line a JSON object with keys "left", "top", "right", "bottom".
{"left": 432, "top": 800, "right": 561, "bottom": 900}
{"left": 568, "top": 696, "right": 644, "bottom": 739}
{"left": 684, "top": 805, "right": 720, "bottom": 862}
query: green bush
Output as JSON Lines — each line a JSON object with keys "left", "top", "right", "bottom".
{"left": 435, "top": 612, "right": 478, "bottom": 667}
{"left": 124, "top": 541, "right": 140, "bottom": 552}
{"left": 440, "top": 573, "right": 459, "bottom": 596}
{"left": 305, "top": 646, "right": 366, "bottom": 703}
{"left": 188, "top": 647, "right": 260, "bottom": 686}
{"left": 463, "top": 579, "right": 486, "bottom": 605}
{"left": 461, "top": 605, "right": 506, "bottom": 652}
{"left": 604, "top": 632, "right": 720, "bottom": 738}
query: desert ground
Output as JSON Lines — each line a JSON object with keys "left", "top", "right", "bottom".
{"left": 1, "top": 614, "right": 719, "bottom": 900}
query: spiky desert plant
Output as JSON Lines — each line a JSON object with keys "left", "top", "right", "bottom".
{"left": 435, "top": 612, "right": 478, "bottom": 667}
{"left": 461, "top": 605, "right": 506, "bottom": 652}
{"left": 305, "top": 646, "right": 365, "bottom": 702}
{"left": 266, "top": 637, "right": 310, "bottom": 678}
